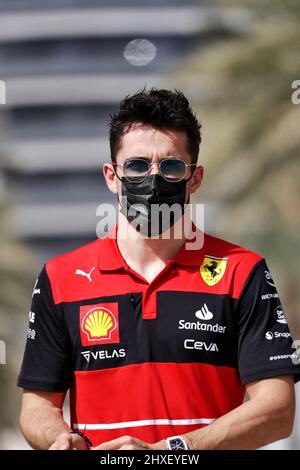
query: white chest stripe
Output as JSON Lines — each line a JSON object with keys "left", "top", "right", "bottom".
{"left": 73, "top": 417, "right": 215, "bottom": 430}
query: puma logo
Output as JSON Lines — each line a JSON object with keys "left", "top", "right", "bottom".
{"left": 75, "top": 267, "right": 95, "bottom": 283}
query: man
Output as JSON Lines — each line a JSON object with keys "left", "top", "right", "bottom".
{"left": 18, "top": 89, "right": 300, "bottom": 450}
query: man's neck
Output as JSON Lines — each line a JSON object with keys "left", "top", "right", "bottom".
{"left": 116, "top": 214, "right": 190, "bottom": 282}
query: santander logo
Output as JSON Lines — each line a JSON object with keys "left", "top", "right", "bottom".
{"left": 195, "top": 303, "right": 213, "bottom": 321}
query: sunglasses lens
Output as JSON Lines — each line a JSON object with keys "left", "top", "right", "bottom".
{"left": 160, "top": 159, "right": 186, "bottom": 181}
{"left": 123, "top": 159, "right": 149, "bottom": 182}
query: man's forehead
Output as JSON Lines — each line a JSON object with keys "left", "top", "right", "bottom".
{"left": 119, "top": 125, "right": 188, "bottom": 150}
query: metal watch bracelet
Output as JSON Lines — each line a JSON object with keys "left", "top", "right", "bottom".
{"left": 70, "top": 431, "right": 93, "bottom": 449}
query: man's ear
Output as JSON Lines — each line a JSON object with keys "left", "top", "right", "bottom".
{"left": 103, "top": 163, "right": 118, "bottom": 195}
{"left": 189, "top": 165, "right": 204, "bottom": 195}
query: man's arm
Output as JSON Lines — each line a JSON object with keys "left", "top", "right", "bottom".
{"left": 20, "top": 390, "right": 87, "bottom": 450}
{"left": 92, "top": 375, "right": 295, "bottom": 450}
{"left": 176, "top": 374, "right": 295, "bottom": 450}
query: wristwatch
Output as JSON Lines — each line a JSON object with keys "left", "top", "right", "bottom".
{"left": 165, "top": 435, "right": 189, "bottom": 450}
{"left": 70, "top": 431, "right": 93, "bottom": 449}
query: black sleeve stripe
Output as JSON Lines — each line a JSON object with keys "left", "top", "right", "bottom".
{"left": 17, "top": 265, "right": 72, "bottom": 391}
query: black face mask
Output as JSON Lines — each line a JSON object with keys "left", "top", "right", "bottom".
{"left": 119, "top": 174, "right": 188, "bottom": 236}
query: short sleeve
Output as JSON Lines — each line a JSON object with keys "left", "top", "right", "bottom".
{"left": 237, "top": 258, "right": 300, "bottom": 386}
{"left": 17, "top": 265, "right": 72, "bottom": 392}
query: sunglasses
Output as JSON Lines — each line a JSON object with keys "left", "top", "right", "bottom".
{"left": 113, "top": 158, "right": 197, "bottom": 183}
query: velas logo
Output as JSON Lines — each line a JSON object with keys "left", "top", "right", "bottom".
{"left": 200, "top": 255, "right": 228, "bottom": 286}
{"left": 80, "top": 303, "right": 119, "bottom": 346}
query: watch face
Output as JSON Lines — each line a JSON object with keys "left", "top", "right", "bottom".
{"left": 169, "top": 437, "right": 187, "bottom": 450}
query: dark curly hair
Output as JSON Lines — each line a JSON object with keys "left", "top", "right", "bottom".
{"left": 109, "top": 88, "right": 201, "bottom": 164}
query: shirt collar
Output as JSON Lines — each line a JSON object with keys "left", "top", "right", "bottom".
{"left": 97, "top": 223, "right": 205, "bottom": 271}
{"left": 172, "top": 223, "right": 205, "bottom": 266}
{"left": 97, "top": 224, "right": 125, "bottom": 271}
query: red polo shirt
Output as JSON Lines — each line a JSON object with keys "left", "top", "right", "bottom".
{"left": 18, "top": 224, "right": 300, "bottom": 445}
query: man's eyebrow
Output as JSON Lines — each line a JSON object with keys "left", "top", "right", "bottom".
{"left": 158, "top": 155, "right": 182, "bottom": 161}
{"left": 129, "top": 155, "right": 181, "bottom": 160}
{"left": 129, "top": 155, "right": 150, "bottom": 160}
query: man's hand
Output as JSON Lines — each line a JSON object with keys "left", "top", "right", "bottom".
{"left": 49, "top": 432, "right": 88, "bottom": 450}
{"left": 91, "top": 435, "right": 165, "bottom": 451}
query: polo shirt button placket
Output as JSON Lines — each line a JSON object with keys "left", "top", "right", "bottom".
{"left": 123, "top": 259, "right": 174, "bottom": 320}
{"left": 142, "top": 284, "right": 156, "bottom": 320}
{"left": 141, "top": 261, "right": 174, "bottom": 320}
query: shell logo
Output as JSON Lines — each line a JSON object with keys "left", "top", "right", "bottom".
{"left": 81, "top": 307, "right": 116, "bottom": 342}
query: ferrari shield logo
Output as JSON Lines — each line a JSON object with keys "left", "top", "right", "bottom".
{"left": 200, "top": 256, "right": 228, "bottom": 286}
